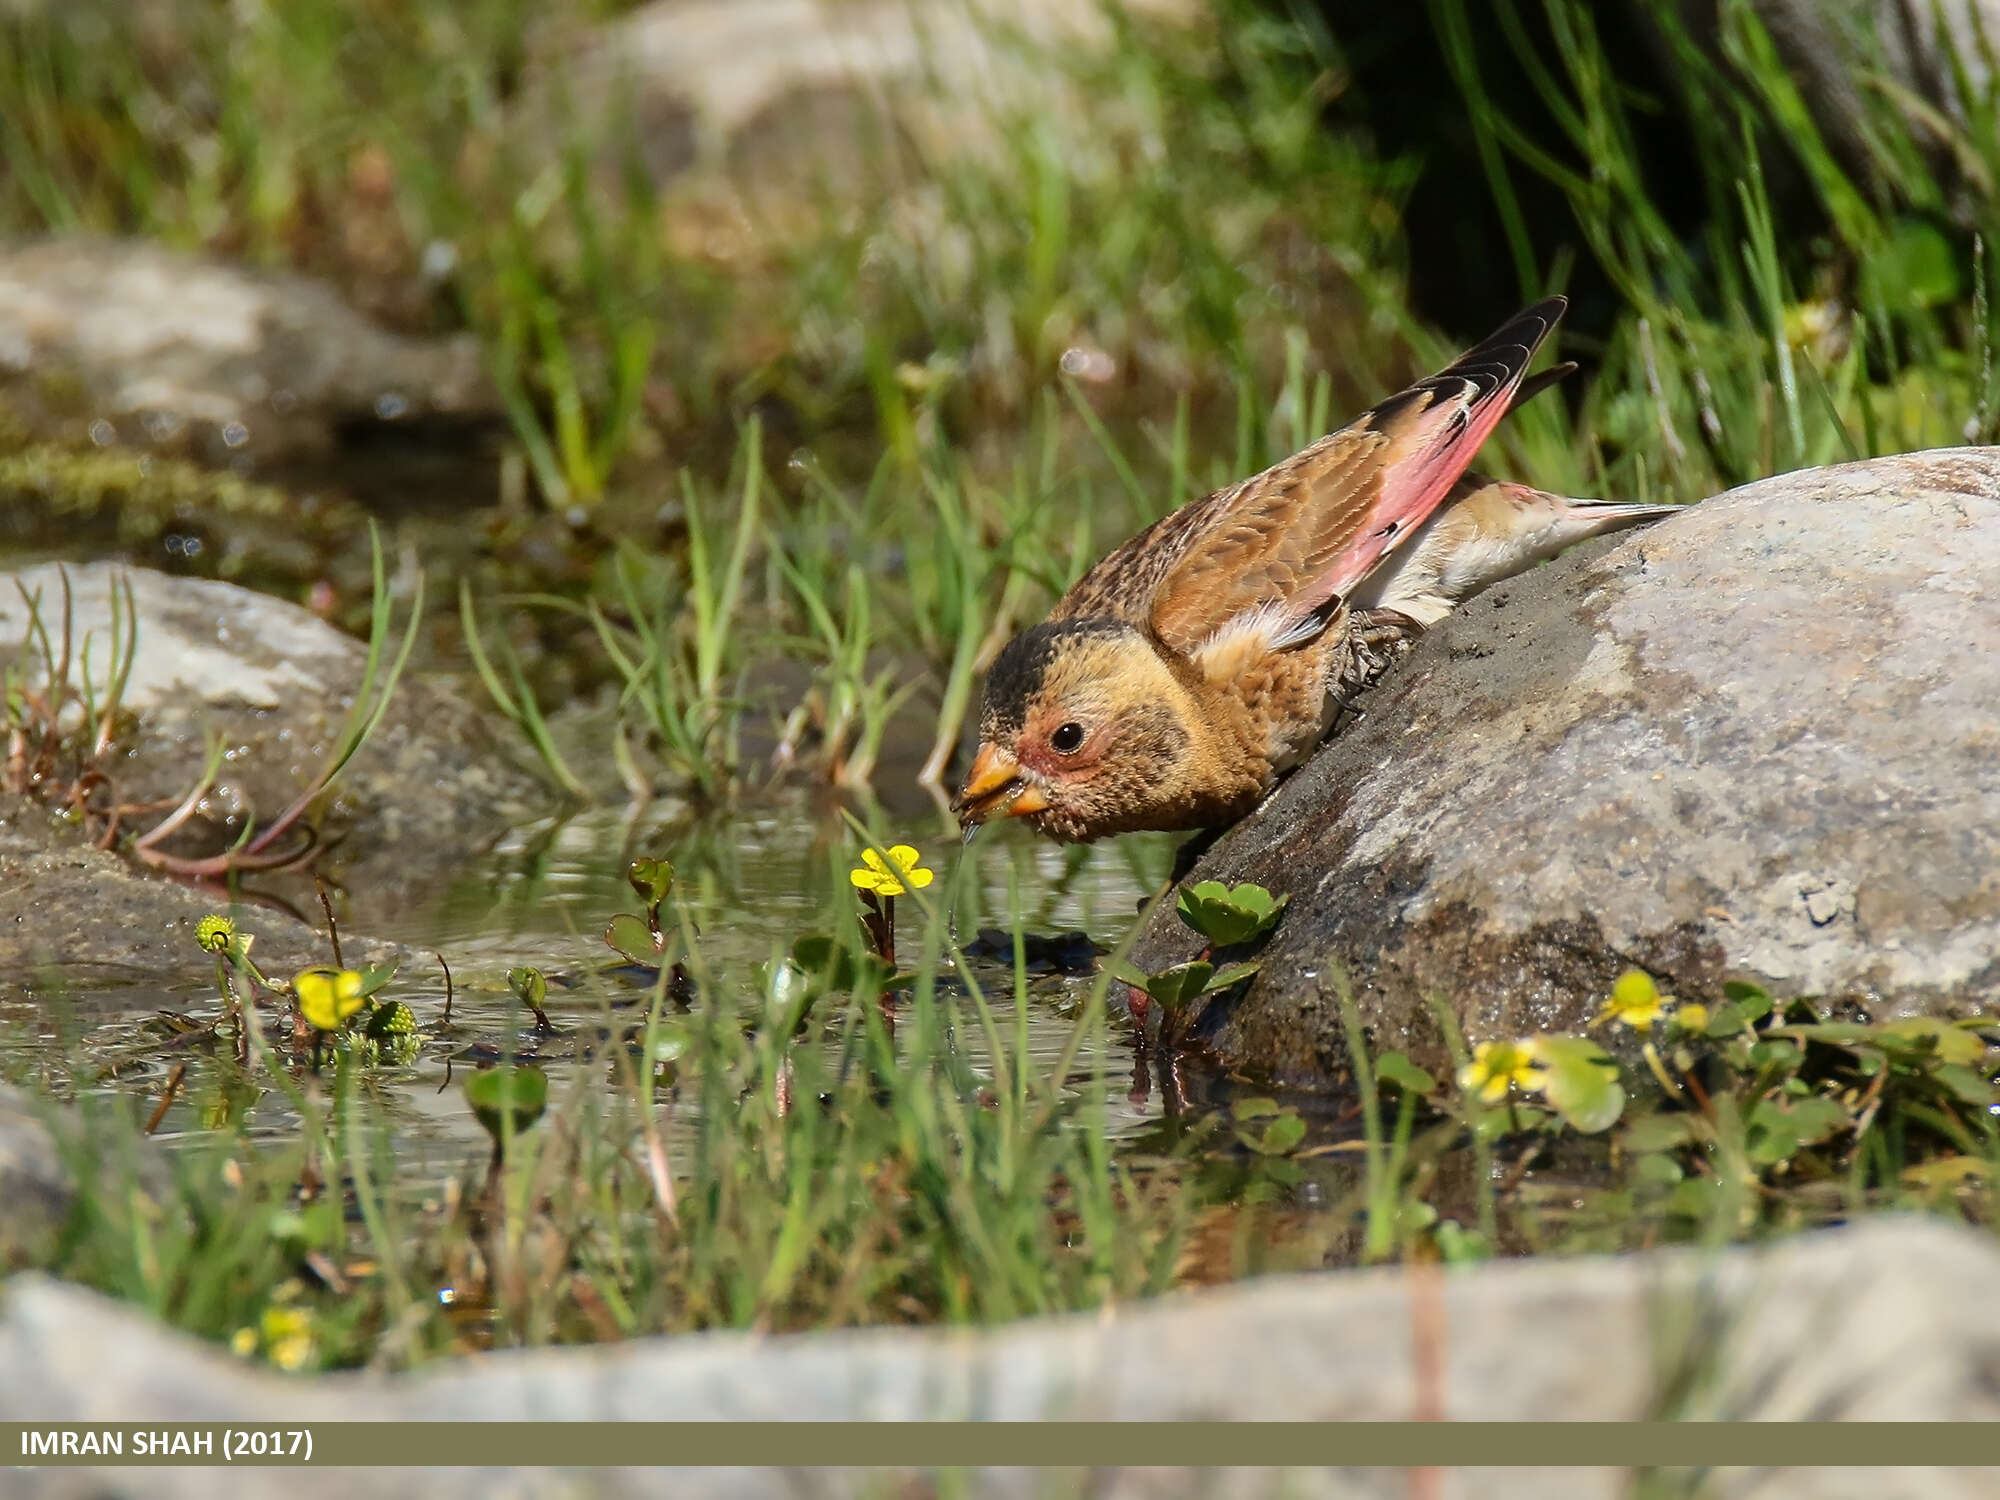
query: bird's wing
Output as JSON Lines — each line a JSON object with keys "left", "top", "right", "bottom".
{"left": 1140, "top": 297, "right": 1567, "bottom": 674}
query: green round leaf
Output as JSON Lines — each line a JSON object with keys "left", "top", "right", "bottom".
{"left": 506, "top": 966, "right": 550, "bottom": 1008}
{"left": 1174, "top": 881, "right": 1288, "bottom": 947}
{"left": 464, "top": 1063, "right": 549, "bottom": 1141}
{"left": 1144, "top": 960, "right": 1214, "bottom": 1009}
{"left": 627, "top": 857, "right": 675, "bottom": 911}
{"left": 1876, "top": 218, "right": 1961, "bottom": 310}
{"left": 1256, "top": 1111, "right": 1307, "bottom": 1156}
{"left": 1376, "top": 1051, "right": 1439, "bottom": 1097}
{"left": 605, "top": 913, "right": 664, "bottom": 965}
{"left": 1534, "top": 1035, "right": 1626, "bottom": 1134}
{"left": 352, "top": 960, "right": 400, "bottom": 999}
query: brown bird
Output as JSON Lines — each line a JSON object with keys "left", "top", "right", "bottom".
{"left": 952, "top": 296, "right": 1671, "bottom": 844}
{"left": 1345, "top": 472, "right": 1679, "bottom": 630}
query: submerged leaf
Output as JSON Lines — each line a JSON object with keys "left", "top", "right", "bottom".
{"left": 1746, "top": 1095, "right": 1849, "bottom": 1166}
{"left": 1246, "top": 1111, "right": 1306, "bottom": 1156}
{"left": 1623, "top": 1111, "right": 1705, "bottom": 1154}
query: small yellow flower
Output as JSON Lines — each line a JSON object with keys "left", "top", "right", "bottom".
{"left": 229, "top": 1326, "right": 258, "bottom": 1358}
{"left": 260, "top": 1305, "right": 315, "bottom": 1372}
{"left": 196, "top": 915, "right": 236, "bottom": 954}
{"left": 1672, "top": 1003, "right": 1709, "bottom": 1036}
{"left": 1457, "top": 1039, "right": 1545, "bottom": 1104}
{"left": 293, "top": 967, "right": 366, "bottom": 1033}
{"left": 848, "top": 844, "right": 933, "bottom": 898}
{"left": 1594, "top": 968, "right": 1674, "bottom": 1034}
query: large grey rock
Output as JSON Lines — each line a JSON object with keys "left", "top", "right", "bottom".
{"left": 4, "top": 1218, "right": 2000, "bottom": 1498}
{"left": 530, "top": 0, "right": 1202, "bottom": 212}
{"left": 1133, "top": 448, "right": 2000, "bottom": 1085}
{"left": 0, "top": 239, "right": 500, "bottom": 464}
{"left": 0, "top": 563, "right": 539, "bottom": 968}
{"left": 0, "top": 827, "right": 402, "bottom": 981}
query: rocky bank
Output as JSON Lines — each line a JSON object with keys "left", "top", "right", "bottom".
{"left": 1133, "top": 447, "right": 2000, "bottom": 1086}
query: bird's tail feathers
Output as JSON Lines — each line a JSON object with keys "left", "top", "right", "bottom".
{"left": 1562, "top": 496, "right": 1683, "bottom": 526}
{"left": 1509, "top": 360, "right": 1578, "bottom": 412}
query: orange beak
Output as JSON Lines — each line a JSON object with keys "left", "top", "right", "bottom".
{"left": 951, "top": 743, "right": 1049, "bottom": 836}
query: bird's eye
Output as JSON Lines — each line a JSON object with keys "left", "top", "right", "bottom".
{"left": 1051, "top": 722, "right": 1086, "bottom": 754}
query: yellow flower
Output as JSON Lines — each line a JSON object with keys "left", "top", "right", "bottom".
{"left": 1672, "top": 1003, "right": 1709, "bottom": 1036}
{"left": 229, "top": 1326, "right": 258, "bottom": 1358}
{"left": 1594, "top": 968, "right": 1674, "bottom": 1033}
{"left": 293, "top": 966, "right": 366, "bottom": 1033}
{"left": 196, "top": 915, "right": 236, "bottom": 954}
{"left": 260, "top": 1305, "right": 315, "bottom": 1372}
{"left": 848, "top": 844, "right": 933, "bottom": 898}
{"left": 1457, "top": 1039, "right": 1545, "bottom": 1104}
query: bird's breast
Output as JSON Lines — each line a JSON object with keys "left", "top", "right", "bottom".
{"left": 1215, "top": 636, "right": 1346, "bottom": 782}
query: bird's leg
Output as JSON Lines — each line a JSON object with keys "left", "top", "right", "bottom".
{"left": 1327, "top": 609, "right": 1425, "bottom": 736}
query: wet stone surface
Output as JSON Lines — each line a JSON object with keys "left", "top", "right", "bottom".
{"left": 1133, "top": 448, "right": 2000, "bottom": 1087}
{"left": 0, "top": 238, "right": 500, "bottom": 465}
{"left": 0, "top": 562, "right": 540, "bottom": 975}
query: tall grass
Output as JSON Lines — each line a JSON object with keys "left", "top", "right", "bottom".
{"left": 38, "top": 841, "right": 1203, "bottom": 1362}
{"left": 1431, "top": 0, "right": 2000, "bottom": 509}
{"left": 0, "top": 0, "right": 1408, "bottom": 512}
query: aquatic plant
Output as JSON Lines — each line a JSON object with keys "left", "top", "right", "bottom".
{"left": 132, "top": 524, "right": 421, "bottom": 879}
{"left": 1458, "top": 1040, "right": 1545, "bottom": 1105}
{"left": 848, "top": 841, "right": 933, "bottom": 972}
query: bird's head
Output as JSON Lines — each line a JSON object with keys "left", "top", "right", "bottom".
{"left": 952, "top": 619, "right": 1200, "bottom": 843}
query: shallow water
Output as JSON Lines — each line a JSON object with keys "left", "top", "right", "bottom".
{"left": 0, "top": 793, "right": 1188, "bottom": 1187}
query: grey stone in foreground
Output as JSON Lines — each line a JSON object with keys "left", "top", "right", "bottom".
{"left": 0, "top": 563, "right": 539, "bottom": 970}
{"left": 1136, "top": 448, "right": 2000, "bottom": 1085}
{"left": 0, "top": 1086, "right": 75, "bottom": 1269}
{"left": 0, "top": 1085, "right": 175, "bottom": 1270}
{"left": 5, "top": 1218, "right": 2000, "bottom": 1498}
{"left": 0, "top": 239, "right": 499, "bottom": 463}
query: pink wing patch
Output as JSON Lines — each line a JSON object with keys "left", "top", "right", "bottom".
{"left": 1316, "top": 384, "right": 1520, "bottom": 601}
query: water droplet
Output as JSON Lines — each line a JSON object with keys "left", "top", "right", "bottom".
{"left": 374, "top": 391, "right": 409, "bottom": 420}
{"left": 1059, "top": 345, "right": 1116, "bottom": 383}
{"left": 88, "top": 419, "right": 116, "bottom": 447}
{"left": 420, "top": 239, "right": 459, "bottom": 282}
{"left": 221, "top": 421, "right": 249, "bottom": 449}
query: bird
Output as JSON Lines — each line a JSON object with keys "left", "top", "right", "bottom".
{"left": 1329, "top": 471, "right": 1678, "bottom": 699}
{"left": 952, "top": 296, "right": 1677, "bottom": 844}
